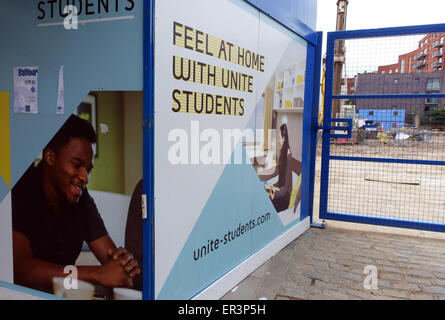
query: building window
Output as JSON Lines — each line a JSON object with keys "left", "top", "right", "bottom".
{"left": 426, "top": 78, "right": 440, "bottom": 91}
{"left": 394, "top": 79, "right": 399, "bottom": 84}
{"left": 382, "top": 70, "right": 385, "bottom": 74}
{"left": 414, "top": 78, "right": 420, "bottom": 93}
{"left": 401, "top": 59, "right": 405, "bottom": 73}
{"left": 426, "top": 98, "right": 439, "bottom": 107}
{"left": 389, "top": 70, "right": 392, "bottom": 74}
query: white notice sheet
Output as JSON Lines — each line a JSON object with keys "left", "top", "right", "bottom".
{"left": 13, "top": 66, "right": 39, "bottom": 114}
{"left": 57, "top": 65, "right": 64, "bottom": 115}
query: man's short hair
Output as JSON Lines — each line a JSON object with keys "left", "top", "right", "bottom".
{"left": 45, "top": 114, "right": 97, "bottom": 154}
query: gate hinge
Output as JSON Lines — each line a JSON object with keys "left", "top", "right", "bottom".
{"left": 141, "top": 194, "right": 147, "bottom": 219}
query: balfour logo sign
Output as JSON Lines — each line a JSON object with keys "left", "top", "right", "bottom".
{"left": 36, "top": 0, "right": 135, "bottom": 29}
{"left": 18, "top": 68, "right": 38, "bottom": 77}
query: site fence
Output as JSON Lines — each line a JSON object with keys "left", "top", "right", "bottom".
{"left": 320, "top": 23, "right": 445, "bottom": 232}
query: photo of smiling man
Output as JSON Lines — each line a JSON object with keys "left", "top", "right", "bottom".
{"left": 11, "top": 114, "right": 140, "bottom": 294}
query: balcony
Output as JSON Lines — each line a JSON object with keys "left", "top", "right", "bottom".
{"left": 432, "top": 50, "right": 443, "bottom": 58}
{"left": 433, "top": 40, "right": 444, "bottom": 49}
{"left": 425, "top": 98, "right": 439, "bottom": 105}
{"left": 413, "top": 51, "right": 426, "bottom": 60}
{"left": 432, "top": 61, "right": 442, "bottom": 68}
{"left": 413, "top": 60, "right": 426, "bottom": 69}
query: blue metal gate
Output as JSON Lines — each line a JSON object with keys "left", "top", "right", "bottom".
{"left": 319, "top": 23, "right": 445, "bottom": 232}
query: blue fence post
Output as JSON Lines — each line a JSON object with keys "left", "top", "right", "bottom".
{"left": 307, "top": 31, "right": 325, "bottom": 227}
{"left": 142, "top": 0, "right": 155, "bottom": 301}
{"left": 319, "top": 34, "right": 336, "bottom": 221}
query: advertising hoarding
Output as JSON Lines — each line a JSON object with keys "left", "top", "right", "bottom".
{"left": 154, "top": 0, "right": 310, "bottom": 299}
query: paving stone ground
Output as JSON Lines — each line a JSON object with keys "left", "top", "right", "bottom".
{"left": 221, "top": 226, "right": 445, "bottom": 300}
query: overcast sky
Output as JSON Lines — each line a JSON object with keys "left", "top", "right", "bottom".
{"left": 316, "top": 0, "right": 445, "bottom": 77}
{"left": 317, "top": 0, "right": 445, "bottom": 33}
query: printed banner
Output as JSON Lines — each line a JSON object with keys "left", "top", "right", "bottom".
{"left": 155, "top": 0, "right": 308, "bottom": 299}
{"left": 0, "top": 0, "right": 143, "bottom": 295}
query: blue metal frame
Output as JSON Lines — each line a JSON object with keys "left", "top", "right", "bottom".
{"left": 307, "top": 32, "right": 323, "bottom": 225}
{"left": 142, "top": 0, "right": 155, "bottom": 300}
{"left": 329, "top": 156, "right": 445, "bottom": 166}
{"left": 245, "top": 0, "right": 318, "bottom": 45}
{"left": 320, "top": 23, "right": 445, "bottom": 232}
{"left": 334, "top": 94, "right": 445, "bottom": 100}
{"left": 302, "top": 32, "right": 322, "bottom": 222}
{"left": 328, "top": 23, "right": 445, "bottom": 41}
{"left": 325, "top": 212, "right": 445, "bottom": 233}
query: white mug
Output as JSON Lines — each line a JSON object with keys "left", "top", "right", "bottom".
{"left": 113, "top": 288, "right": 142, "bottom": 300}
{"left": 52, "top": 277, "right": 95, "bottom": 300}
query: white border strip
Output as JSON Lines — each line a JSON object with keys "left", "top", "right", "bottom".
{"left": 37, "top": 15, "right": 134, "bottom": 27}
{"left": 192, "top": 217, "right": 311, "bottom": 300}
{"left": 0, "top": 192, "right": 13, "bottom": 284}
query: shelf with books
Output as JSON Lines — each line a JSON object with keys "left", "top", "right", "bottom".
{"left": 273, "top": 62, "right": 305, "bottom": 110}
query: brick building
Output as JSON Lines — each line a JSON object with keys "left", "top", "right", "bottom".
{"left": 354, "top": 70, "right": 445, "bottom": 126}
{"left": 377, "top": 33, "right": 445, "bottom": 74}
{"left": 342, "top": 77, "right": 356, "bottom": 95}
{"left": 346, "top": 33, "right": 445, "bottom": 127}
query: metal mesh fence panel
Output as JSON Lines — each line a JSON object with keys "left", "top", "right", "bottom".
{"left": 327, "top": 160, "right": 445, "bottom": 224}
{"left": 322, "top": 28, "right": 445, "bottom": 229}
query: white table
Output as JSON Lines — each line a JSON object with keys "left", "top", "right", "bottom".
{"left": 0, "top": 280, "right": 61, "bottom": 300}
